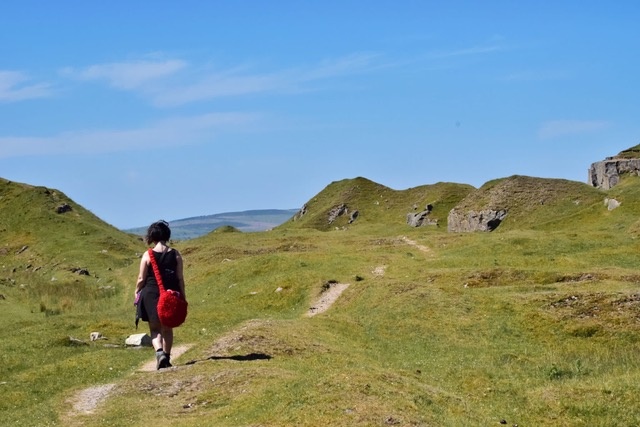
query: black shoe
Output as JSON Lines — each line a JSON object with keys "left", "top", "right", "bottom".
{"left": 157, "top": 353, "right": 170, "bottom": 370}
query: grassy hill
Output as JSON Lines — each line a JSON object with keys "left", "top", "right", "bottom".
{"left": 281, "top": 176, "right": 475, "bottom": 231}
{"left": 3, "top": 173, "right": 640, "bottom": 426}
{"left": 451, "top": 175, "right": 607, "bottom": 231}
{"left": 0, "top": 178, "right": 141, "bottom": 299}
{"left": 0, "top": 178, "right": 150, "bottom": 426}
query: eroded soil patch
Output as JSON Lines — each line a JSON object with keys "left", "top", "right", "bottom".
{"left": 306, "top": 282, "right": 350, "bottom": 316}
{"left": 67, "top": 383, "right": 116, "bottom": 415}
{"left": 401, "top": 236, "right": 432, "bottom": 254}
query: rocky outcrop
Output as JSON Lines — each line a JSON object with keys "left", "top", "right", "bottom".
{"left": 328, "top": 204, "right": 348, "bottom": 224}
{"left": 447, "top": 209, "right": 507, "bottom": 232}
{"left": 589, "top": 155, "right": 640, "bottom": 189}
{"left": 56, "top": 203, "right": 72, "bottom": 213}
{"left": 406, "top": 204, "right": 438, "bottom": 227}
{"left": 292, "top": 202, "right": 359, "bottom": 226}
{"left": 293, "top": 204, "right": 307, "bottom": 221}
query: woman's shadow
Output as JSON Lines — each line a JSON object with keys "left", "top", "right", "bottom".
{"left": 184, "top": 352, "right": 272, "bottom": 365}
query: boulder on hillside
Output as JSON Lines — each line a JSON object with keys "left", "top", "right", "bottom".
{"left": 406, "top": 204, "right": 438, "bottom": 227}
{"left": 125, "top": 333, "right": 152, "bottom": 347}
{"left": 605, "top": 198, "right": 620, "bottom": 210}
{"left": 56, "top": 203, "right": 72, "bottom": 214}
{"left": 447, "top": 209, "right": 507, "bottom": 232}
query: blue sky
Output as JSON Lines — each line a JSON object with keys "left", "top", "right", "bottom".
{"left": 1, "top": 1, "right": 639, "bottom": 229}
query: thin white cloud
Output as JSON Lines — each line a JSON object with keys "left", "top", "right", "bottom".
{"left": 0, "top": 70, "right": 52, "bottom": 102}
{"left": 0, "top": 112, "right": 257, "bottom": 159}
{"left": 62, "top": 53, "right": 387, "bottom": 107}
{"left": 153, "top": 54, "right": 381, "bottom": 107}
{"left": 155, "top": 52, "right": 387, "bottom": 107}
{"left": 538, "top": 120, "right": 610, "bottom": 139}
{"left": 152, "top": 71, "right": 283, "bottom": 107}
{"left": 61, "top": 59, "right": 187, "bottom": 90}
{"left": 59, "top": 46, "right": 494, "bottom": 108}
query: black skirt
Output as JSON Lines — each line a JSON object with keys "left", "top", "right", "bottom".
{"left": 136, "top": 284, "right": 160, "bottom": 325}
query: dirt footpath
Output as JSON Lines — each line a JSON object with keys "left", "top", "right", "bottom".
{"left": 138, "top": 344, "right": 192, "bottom": 372}
{"left": 66, "top": 279, "right": 353, "bottom": 418}
{"left": 66, "top": 343, "right": 192, "bottom": 418}
{"left": 306, "top": 282, "right": 350, "bottom": 317}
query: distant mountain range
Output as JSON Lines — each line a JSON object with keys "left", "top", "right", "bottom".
{"left": 124, "top": 209, "right": 298, "bottom": 240}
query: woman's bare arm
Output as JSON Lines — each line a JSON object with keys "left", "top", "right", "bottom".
{"left": 135, "top": 251, "right": 149, "bottom": 295}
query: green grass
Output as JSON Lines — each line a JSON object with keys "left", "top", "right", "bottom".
{"left": 4, "top": 175, "right": 640, "bottom": 425}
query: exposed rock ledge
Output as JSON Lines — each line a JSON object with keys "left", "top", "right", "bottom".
{"left": 447, "top": 209, "right": 507, "bottom": 233}
{"left": 589, "top": 158, "right": 640, "bottom": 189}
{"left": 589, "top": 145, "right": 640, "bottom": 189}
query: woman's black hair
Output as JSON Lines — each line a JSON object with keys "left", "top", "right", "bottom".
{"left": 145, "top": 220, "right": 171, "bottom": 245}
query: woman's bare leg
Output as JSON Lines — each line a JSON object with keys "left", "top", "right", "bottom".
{"left": 161, "top": 326, "right": 173, "bottom": 355}
{"left": 149, "top": 322, "right": 163, "bottom": 350}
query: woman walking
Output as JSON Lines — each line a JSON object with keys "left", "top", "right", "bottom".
{"left": 134, "top": 220, "right": 186, "bottom": 369}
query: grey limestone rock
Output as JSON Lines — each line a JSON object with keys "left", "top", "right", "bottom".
{"left": 447, "top": 209, "right": 507, "bottom": 232}
{"left": 125, "top": 333, "right": 152, "bottom": 347}
{"left": 589, "top": 157, "right": 640, "bottom": 189}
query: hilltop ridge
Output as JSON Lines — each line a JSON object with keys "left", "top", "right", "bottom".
{"left": 281, "top": 176, "right": 474, "bottom": 231}
{"left": 0, "top": 178, "right": 139, "bottom": 274}
{"left": 5, "top": 142, "right": 640, "bottom": 242}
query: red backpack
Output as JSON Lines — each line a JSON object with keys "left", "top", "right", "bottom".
{"left": 148, "top": 249, "right": 188, "bottom": 328}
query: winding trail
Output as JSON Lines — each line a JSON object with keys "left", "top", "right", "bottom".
{"left": 66, "top": 344, "right": 192, "bottom": 418}
{"left": 66, "top": 280, "right": 352, "bottom": 418}
{"left": 401, "top": 236, "right": 432, "bottom": 254}
{"left": 306, "top": 283, "right": 350, "bottom": 317}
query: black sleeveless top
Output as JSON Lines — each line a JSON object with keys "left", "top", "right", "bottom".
{"left": 145, "top": 249, "right": 180, "bottom": 291}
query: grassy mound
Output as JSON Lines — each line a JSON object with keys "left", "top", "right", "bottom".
{"left": 281, "top": 176, "right": 474, "bottom": 231}
{"left": 0, "top": 178, "right": 140, "bottom": 270}
{"left": 213, "top": 225, "right": 241, "bottom": 234}
{"left": 0, "top": 178, "right": 141, "bottom": 312}
{"left": 450, "top": 175, "right": 606, "bottom": 231}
